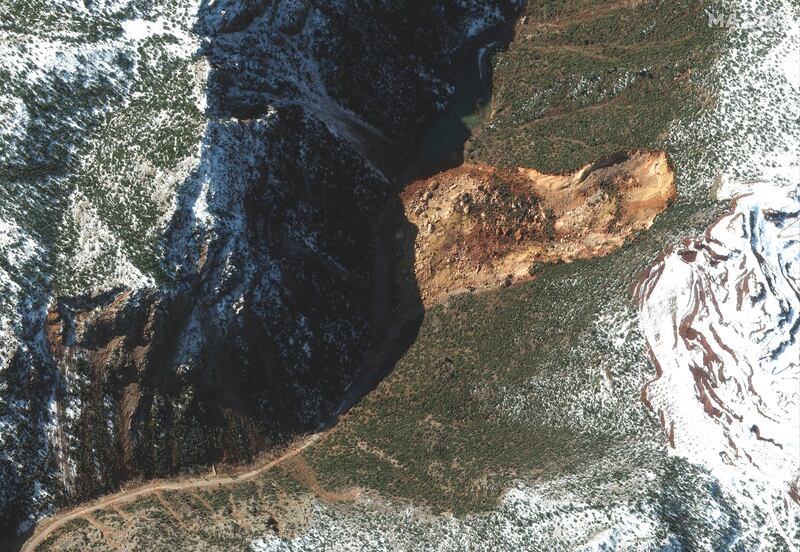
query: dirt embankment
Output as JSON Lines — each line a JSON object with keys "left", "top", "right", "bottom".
{"left": 394, "top": 150, "right": 675, "bottom": 306}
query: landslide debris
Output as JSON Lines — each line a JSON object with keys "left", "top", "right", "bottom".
{"left": 395, "top": 150, "right": 675, "bottom": 305}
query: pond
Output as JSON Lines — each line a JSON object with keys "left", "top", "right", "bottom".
{"left": 407, "top": 19, "right": 517, "bottom": 180}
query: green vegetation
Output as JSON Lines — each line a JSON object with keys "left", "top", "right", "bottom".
{"left": 0, "top": 0, "right": 205, "bottom": 295}
{"left": 53, "top": 34, "right": 205, "bottom": 292}
{"left": 36, "top": 0, "right": 735, "bottom": 547}
{"left": 466, "top": 0, "right": 719, "bottom": 172}
{"left": 125, "top": 495, "right": 161, "bottom": 514}
{"left": 305, "top": 203, "right": 708, "bottom": 514}
{"left": 0, "top": 0, "right": 122, "bottom": 40}
{"left": 37, "top": 518, "right": 92, "bottom": 552}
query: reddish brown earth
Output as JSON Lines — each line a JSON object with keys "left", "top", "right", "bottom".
{"left": 394, "top": 150, "right": 675, "bottom": 306}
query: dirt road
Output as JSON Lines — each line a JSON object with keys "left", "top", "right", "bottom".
{"left": 20, "top": 432, "right": 326, "bottom": 552}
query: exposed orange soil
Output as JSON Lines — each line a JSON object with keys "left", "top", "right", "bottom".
{"left": 397, "top": 150, "right": 675, "bottom": 306}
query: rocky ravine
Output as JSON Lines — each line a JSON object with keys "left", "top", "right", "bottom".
{"left": 0, "top": 0, "right": 522, "bottom": 537}
{"left": 396, "top": 150, "right": 675, "bottom": 306}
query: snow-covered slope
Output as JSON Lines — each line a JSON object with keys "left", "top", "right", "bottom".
{"left": 0, "top": 0, "right": 206, "bottom": 534}
{"left": 637, "top": 182, "right": 799, "bottom": 501}
{"left": 637, "top": 0, "right": 800, "bottom": 545}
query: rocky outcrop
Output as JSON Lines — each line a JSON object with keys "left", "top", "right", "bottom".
{"left": 397, "top": 150, "right": 675, "bottom": 305}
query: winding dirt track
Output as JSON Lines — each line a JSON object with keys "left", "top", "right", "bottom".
{"left": 20, "top": 432, "right": 326, "bottom": 552}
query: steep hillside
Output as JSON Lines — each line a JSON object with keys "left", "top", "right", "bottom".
{"left": 8, "top": 0, "right": 800, "bottom": 549}
{"left": 0, "top": 0, "right": 522, "bottom": 537}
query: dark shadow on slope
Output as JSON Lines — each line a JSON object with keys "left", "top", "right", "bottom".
{"left": 322, "top": 5, "right": 524, "bottom": 421}
{"left": 3, "top": 3, "right": 525, "bottom": 548}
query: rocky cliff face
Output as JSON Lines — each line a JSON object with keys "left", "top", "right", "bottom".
{"left": 0, "top": 0, "right": 520, "bottom": 536}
